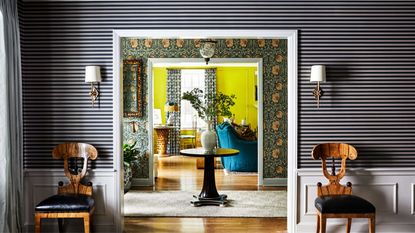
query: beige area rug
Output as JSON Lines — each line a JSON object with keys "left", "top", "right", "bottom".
{"left": 124, "top": 190, "right": 287, "bottom": 217}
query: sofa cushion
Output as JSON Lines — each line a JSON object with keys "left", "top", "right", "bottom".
{"left": 231, "top": 123, "right": 257, "bottom": 141}
{"left": 315, "top": 195, "right": 375, "bottom": 214}
{"left": 35, "top": 194, "right": 94, "bottom": 212}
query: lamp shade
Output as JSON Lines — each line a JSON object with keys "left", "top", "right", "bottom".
{"left": 85, "top": 66, "right": 102, "bottom": 83}
{"left": 310, "top": 65, "right": 326, "bottom": 82}
{"left": 164, "top": 104, "right": 178, "bottom": 112}
{"left": 199, "top": 40, "right": 216, "bottom": 59}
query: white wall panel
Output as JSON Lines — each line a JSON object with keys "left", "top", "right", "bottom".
{"left": 24, "top": 170, "right": 116, "bottom": 233}
{"left": 298, "top": 169, "right": 415, "bottom": 233}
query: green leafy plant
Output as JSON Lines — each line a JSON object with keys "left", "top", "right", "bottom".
{"left": 182, "top": 88, "right": 236, "bottom": 121}
{"left": 123, "top": 141, "right": 138, "bottom": 164}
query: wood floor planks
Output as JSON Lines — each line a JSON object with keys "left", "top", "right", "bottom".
{"left": 124, "top": 155, "right": 287, "bottom": 233}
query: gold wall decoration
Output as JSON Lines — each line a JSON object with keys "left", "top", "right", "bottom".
{"left": 123, "top": 59, "right": 143, "bottom": 117}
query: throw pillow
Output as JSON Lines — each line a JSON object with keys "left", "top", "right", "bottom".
{"left": 231, "top": 123, "right": 257, "bottom": 141}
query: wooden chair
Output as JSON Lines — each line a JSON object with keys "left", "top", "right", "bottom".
{"left": 312, "top": 143, "right": 375, "bottom": 233}
{"left": 35, "top": 142, "right": 98, "bottom": 233}
{"left": 180, "top": 115, "right": 197, "bottom": 149}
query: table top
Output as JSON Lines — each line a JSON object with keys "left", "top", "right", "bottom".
{"left": 180, "top": 148, "right": 239, "bottom": 157}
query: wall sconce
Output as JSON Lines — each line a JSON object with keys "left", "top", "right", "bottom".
{"left": 310, "top": 65, "right": 326, "bottom": 108}
{"left": 130, "top": 121, "right": 139, "bottom": 133}
{"left": 85, "top": 66, "right": 102, "bottom": 107}
{"left": 199, "top": 39, "right": 217, "bottom": 65}
{"left": 164, "top": 103, "right": 179, "bottom": 126}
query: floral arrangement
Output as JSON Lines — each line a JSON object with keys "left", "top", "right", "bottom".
{"left": 181, "top": 88, "right": 236, "bottom": 121}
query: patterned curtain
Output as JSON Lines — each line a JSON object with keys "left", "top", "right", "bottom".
{"left": 166, "top": 69, "right": 181, "bottom": 155}
{"left": 205, "top": 68, "right": 217, "bottom": 129}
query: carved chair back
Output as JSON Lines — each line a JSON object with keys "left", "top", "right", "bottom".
{"left": 311, "top": 143, "right": 357, "bottom": 197}
{"left": 52, "top": 142, "right": 98, "bottom": 196}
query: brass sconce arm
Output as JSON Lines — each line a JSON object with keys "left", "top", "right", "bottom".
{"left": 312, "top": 81, "right": 323, "bottom": 108}
{"left": 89, "top": 83, "right": 99, "bottom": 107}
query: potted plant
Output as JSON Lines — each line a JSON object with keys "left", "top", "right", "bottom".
{"left": 123, "top": 141, "right": 138, "bottom": 193}
{"left": 182, "top": 88, "right": 236, "bottom": 151}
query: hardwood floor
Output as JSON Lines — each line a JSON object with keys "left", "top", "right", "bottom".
{"left": 125, "top": 155, "right": 287, "bottom": 233}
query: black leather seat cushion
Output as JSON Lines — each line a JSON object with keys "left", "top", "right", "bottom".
{"left": 315, "top": 195, "right": 375, "bottom": 214}
{"left": 35, "top": 194, "right": 94, "bottom": 212}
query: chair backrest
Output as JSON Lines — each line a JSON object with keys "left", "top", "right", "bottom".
{"left": 311, "top": 143, "right": 357, "bottom": 197}
{"left": 52, "top": 142, "right": 98, "bottom": 196}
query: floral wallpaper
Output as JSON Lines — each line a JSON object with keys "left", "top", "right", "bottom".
{"left": 122, "top": 38, "right": 288, "bottom": 179}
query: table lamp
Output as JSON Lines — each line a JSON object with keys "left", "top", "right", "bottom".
{"left": 164, "top": 103, "right": 179, "bottom": 125}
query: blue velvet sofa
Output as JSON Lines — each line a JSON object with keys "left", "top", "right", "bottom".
{"left": 216, "top": 122, "right": 258, "bottom": 172}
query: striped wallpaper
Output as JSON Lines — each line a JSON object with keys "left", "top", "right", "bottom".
{"left": 18, "top": 0, "right": 415, "bottom": 170}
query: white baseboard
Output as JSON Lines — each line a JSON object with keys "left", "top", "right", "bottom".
{"left": 297, "top": 222, "right": 415, "bottom": 233}
{"left": 131, "top": 178, "right": 152, "bottom": 186}
{"left": 263, "top": 178, "right": 287, "bottom": 186}
{"left": 24, "top": 223, "right": 116, "bottom": 233}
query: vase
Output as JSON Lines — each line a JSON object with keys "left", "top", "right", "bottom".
{"left": 201, "top": 121, "right": 217, "bottom": 152}
{"left": 124, "top": 161, "right": 132, "bottom": 193}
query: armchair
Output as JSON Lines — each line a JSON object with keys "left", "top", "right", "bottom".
{"left": 216, "top": 122, "right": 258, "bottom": 172}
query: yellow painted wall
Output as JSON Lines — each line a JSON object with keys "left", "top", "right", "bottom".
{"left": 153, "top": 67, "right": 168, "bottom": 124}
{"left": 216, "top": 67, "right": 258, "bottom": 130}
{"left": 152, "top": 66, "right": 258, "bottom": 130}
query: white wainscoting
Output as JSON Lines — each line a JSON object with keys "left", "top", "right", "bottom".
{"left": 297, "top": 169, "right": 415, "bottom": 233}
{"left": 24, "top": 169, "right": 117, "bottom": 233}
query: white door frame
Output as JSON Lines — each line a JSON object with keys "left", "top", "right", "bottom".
{"left": 113, "top": 30, "right": 298, "bottom": 233}
{"left": 148, "top": 58, "right": 264, "bottom": 186}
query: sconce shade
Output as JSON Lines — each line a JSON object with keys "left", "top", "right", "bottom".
{"left": 85, "top": 66, "right": 102, "bottom": 83}
{"left": 164, "top": 104, "right": 179, "bottom": 112}
{"left": 310, "top": 65, "right": 326, "bottom": 82}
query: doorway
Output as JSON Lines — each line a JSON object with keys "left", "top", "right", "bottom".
{"left": 113, "top": 30, "right": 298, "bottom": 233}
{"left": 148, "top": 58, "right": 264, "bottom": 187}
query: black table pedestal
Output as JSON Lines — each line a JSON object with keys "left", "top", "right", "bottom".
{"left": 191, "top": 156, "right": 228, "bottom": 207}
{"left": 191, "top": 194, "right": 228, "bottom": 207}
{"left": 180, "top": 148, "right": 239, "bottom": 207}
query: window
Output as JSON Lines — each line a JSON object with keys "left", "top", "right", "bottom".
{"left": 180, "top": 69, "right": 206, "bottom": 129}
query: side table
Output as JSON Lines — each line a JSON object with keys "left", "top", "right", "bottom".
{"left": 154, "top": 125, "right": 175, "bottom": 156}
{"left": 180, "top": 148, "right": 239, "bottom": 207}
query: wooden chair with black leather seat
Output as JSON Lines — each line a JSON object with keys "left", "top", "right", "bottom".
{"left": 34, "top": 142, "right": 98, "bottom": 233}
{"left": 312, "top": 143, "right": 376, "bottom": 233}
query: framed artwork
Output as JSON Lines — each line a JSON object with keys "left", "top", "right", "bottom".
{"left": 123, "top": 59, "right": 143, "bottom": 117}
{"left": 153, "top": 109, "right": 162, "bottom": 125}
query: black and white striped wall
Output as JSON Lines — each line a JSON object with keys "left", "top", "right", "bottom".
{"left": 18, "top": 1, "right": 415, "bottom": 232}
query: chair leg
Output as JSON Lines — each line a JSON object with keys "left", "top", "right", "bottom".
{"left": 319, "top": 215, "right": 326, "bottom": 233}
{"left": 369, "top": 216, "right": 376, "bottom": 233}
{"left": 316, "top": 214, "right": 320, "bottom": 233}
{"left": 34, "top": 214, "right": 41, "bottom": 233}
{"left": 83, "top": 215, "right": 90, "bottom": 233}
{"left": 58, "top": 218, "right": 63, "bottom": 233}
{"left": 90, "top": 214, "right": 94, "bottom": 233}
{"left": 346, "top": 218, "right": 352, "bottom": 233}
